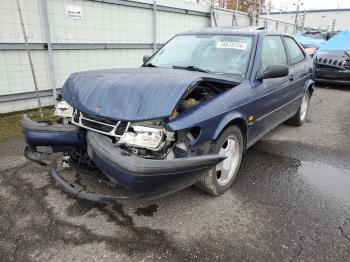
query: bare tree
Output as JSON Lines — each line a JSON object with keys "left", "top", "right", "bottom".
{"left": 217, "top": 0, "right": 267, "bottom": 12}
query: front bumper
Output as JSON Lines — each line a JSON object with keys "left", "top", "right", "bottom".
{"left": 21, "top": 116, "right": 225, "bottom": 197}
{"left": 315, "top": 68, "right": 350, "bottom": 85}
{"left": 21, "top": 115, "right": 85, "bottom": 151}
{"left": 86, "top": 131, "right": 225, "bottom": 196}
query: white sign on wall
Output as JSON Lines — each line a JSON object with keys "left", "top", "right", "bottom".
{"left": 65, "top": 4, "right": 83, "bottom": 19}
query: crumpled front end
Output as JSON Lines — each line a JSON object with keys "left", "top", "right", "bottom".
{"left": 21, "top": 90, "right": 229, "bottom": 196}
{"left": 315, "top": 51, "right": 350, "bottom": 84}
{"left": 21, "top": 68, "right": 241, "bottom": 197}
{"left": 21, "top": 112, "right": 224, "bottom": 196}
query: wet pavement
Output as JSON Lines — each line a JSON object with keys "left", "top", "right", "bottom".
{"left": 0, "top": 86, "right": 349, "bottom": 261}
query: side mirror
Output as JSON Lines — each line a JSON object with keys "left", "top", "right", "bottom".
{"left": 143, "top": 55, "right": 151, "bottom": 64}
{"left": 257, "top": 64, "right": 289, "bottom": 79}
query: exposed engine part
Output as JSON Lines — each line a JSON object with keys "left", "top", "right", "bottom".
{"left": 343, "top": 51, "right": 350, "bottom": 62}
{"left": 343, "top": 51, "right": 350, "bottom": 69}
{"left": 60, "top": 154, "right": 71, "bottom": 168}
{"left": 171, "top": 81, "right": 235, "bottom": 118}
{"left": 182, "top": 98, "right": 198, "bottom": 109}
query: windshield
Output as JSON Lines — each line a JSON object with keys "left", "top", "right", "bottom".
{"left": 145, "top": 34, "right": 253, "bottom": 77}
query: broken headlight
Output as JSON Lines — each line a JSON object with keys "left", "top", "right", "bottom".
{"left": 118, "top": 125, "right": 164, "bottom": 150}
{"left": 117, "top": 121, "right": 175, "bottom": 151}
{"left": 54, "top": 100, "right": 73, "bottom": 118}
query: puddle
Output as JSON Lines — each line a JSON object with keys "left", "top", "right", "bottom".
{"left": 298, "top": 162, "right": 350, "bottom": 203}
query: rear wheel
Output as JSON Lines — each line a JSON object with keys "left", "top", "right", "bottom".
{"left": 195, "top": 126, "right": 243, "bottom": 195}
{"left": 287, "top": 91, "right": 310, "bottom": 126}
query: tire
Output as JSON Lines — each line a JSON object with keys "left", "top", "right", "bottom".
{"left": 287, "top": 91, "right": 310, "bottom": 126}
{"left": 195, "top": 126, "right": 243, "bottom": 195}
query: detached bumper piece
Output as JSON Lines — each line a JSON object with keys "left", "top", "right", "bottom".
{"left": 21, "top": 115, "right": 85, "bottom": 151}
{"left": 86, "top": 131, "right": 225, "bottom": 196}
{"left": 24, "top": 146, "right": 142, "bottom": 202}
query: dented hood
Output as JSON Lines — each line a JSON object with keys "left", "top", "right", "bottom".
{"left": 61, "top": 67, "right": 236, "bottom": 121}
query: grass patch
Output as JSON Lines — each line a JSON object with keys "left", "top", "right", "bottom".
{"left": 0, "top": 107, "right": 55, "bottom": 143}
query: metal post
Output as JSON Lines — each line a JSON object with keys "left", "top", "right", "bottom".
{"left": 233, "top": 0, "right": 239, "bottom": 27}
{"left": 294, "top": 5, "right": 299, "bottom": 33}
{"left": 153, "top": 1, "right": 157, "bottom": 52}
{"left": 42, "top": 0, "right": 57, "bottom": 105}
{"left": 301, "top": 9, "right": 306, "bottom": 33}
{"left": 256, "top": 0, "right": 261, "bottom": 26}
{"left": 16, "top": 0, "right": 43, "bottom": 116}
{"left": 210, "top": 0, "right": 215, "bottom": 27}
{"left": 293, "top": 0, "right": 303, "bottom": 34}
{"left": 331, "top": 19, "right": 336, "bottom": 31}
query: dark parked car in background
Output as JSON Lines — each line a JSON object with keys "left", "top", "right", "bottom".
{"left": 22, "top": 28, "right": 314, "bottom": 199}
{"left": 315, "top": 30, "right": 350, "bottom": 84}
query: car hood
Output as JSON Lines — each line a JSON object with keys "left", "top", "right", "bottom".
{"left": 61, "top": 67, "right": 238, "bottom": 121}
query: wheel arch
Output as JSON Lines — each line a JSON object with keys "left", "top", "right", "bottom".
{"left": 213, "top": 113, "right": 248, "bottom": 151}
{"left": 304, "top": 79, "right": 315, "bottom": 97}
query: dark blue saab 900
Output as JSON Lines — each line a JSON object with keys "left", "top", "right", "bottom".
{"left": 22, "top": 28, "right": 314, "bottom": 199}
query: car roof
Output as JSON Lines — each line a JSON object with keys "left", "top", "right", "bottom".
{"left": 180, "top": 27, "right": 284, "bottom": 36}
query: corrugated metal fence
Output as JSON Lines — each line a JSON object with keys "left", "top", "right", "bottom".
{"left": 0, "top": 0, "right": 299, "bottom": 113}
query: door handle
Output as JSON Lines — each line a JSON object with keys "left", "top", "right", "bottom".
{"left": 288, "top": 74, "right": 294, "bottom": 81}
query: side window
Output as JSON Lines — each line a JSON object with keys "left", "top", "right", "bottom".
{"left": 284, "top": 37, "right": 305, "bottom": 65}
{"left": 261, "top": 36, "right": 287, "bottom": 71}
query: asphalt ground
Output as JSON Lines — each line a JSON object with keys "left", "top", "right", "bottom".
{"left": 0, "top": 85, "right": 349, "bottom": 261}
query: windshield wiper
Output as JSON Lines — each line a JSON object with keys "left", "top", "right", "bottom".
{"left": 172, "top": 65, "right": 211, "bottom": 73}
{"left": 143, "top": 63, "right": 157, "bottom": 68}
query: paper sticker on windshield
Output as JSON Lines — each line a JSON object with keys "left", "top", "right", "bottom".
{"left": 216, "top": 41, "right": 247, "bottom": 50}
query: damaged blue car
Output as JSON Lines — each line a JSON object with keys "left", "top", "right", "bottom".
{"left": 22, "top": 28, "right": 314, "bottom": 198}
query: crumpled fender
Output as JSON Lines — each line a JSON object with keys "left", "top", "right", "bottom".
{"left": 167, "top": 81, "right": 250, "bottom": 146}
{"left": 304, "top": 78, "right": 314, "bottom": 95}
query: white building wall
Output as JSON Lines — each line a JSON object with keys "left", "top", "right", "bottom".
{"left": 265, "top": 9, "right": 350, "bottom": 31}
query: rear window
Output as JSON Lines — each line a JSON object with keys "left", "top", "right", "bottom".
{"left": 285, "top": 37, "right": 305, "bottom": 65}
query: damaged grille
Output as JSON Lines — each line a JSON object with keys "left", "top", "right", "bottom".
{"left": 72, "top": 110, "right": 130, "bottom": 137}
{"left": 115, "top": 121, "right": 129, "bottom": 136}
{"left": 316, "top": 58, "right": 345, "bottom": 69}
{"left": 81, "top": 119, "right": 114, "bottom": 133}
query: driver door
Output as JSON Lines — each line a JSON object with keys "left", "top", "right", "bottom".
{"left": 248, "top": 35, "right": 293, "bottom": 143}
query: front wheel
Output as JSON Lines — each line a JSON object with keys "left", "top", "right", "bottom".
{"left": 195, "top": 126, "right": 243, "bottom": 195}
{"left": 287, "top": 91, "right": 310, "bottom": 126}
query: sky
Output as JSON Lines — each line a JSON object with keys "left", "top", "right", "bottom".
{"left": 270, "top": 0, "right": 350, "bottom": 12}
